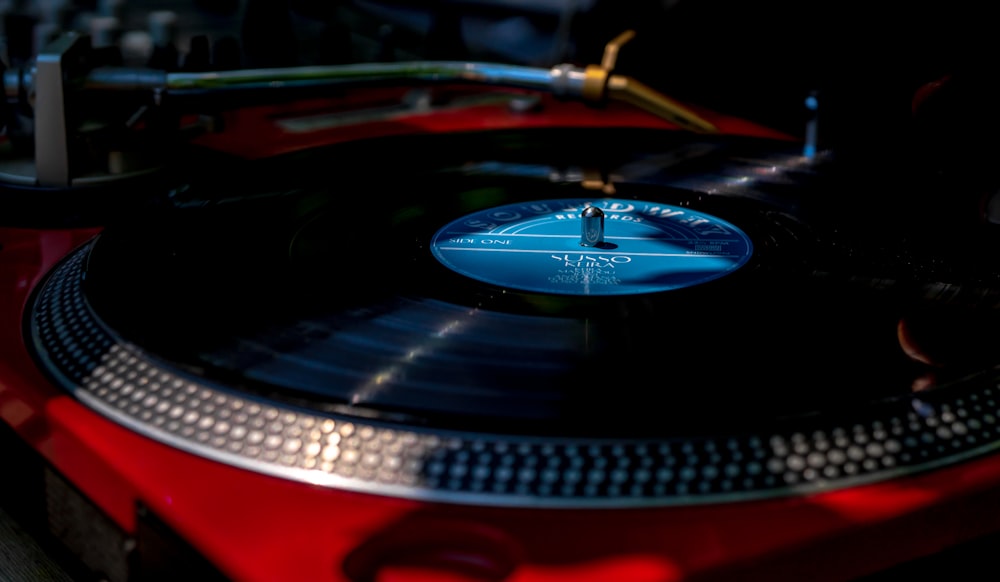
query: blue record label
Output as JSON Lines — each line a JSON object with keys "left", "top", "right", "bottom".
{"left": 430, "top": 198, "right": 754, "bottom": 296}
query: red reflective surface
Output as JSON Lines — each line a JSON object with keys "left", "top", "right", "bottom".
{"left": 3, "top": 95, "right": 1000, "bottom": 582}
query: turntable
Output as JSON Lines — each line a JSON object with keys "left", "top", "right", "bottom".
{"left": 4, "top": 2, "right": 1000, "bottom": 581}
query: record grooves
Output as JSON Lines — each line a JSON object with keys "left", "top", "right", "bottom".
{"left": 23, "top": 129, "right": 1000, "bottom": 508}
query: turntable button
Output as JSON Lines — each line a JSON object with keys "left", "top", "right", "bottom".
{"left": 89, "top": 15, "right": 122, "bottom": 48}
{"left": 343, "top": 519, "right": 519, "bottom": 582}
{"left": 147, "top": 10, "right": 179, "bottom": 49}
{"left": 184, "top": 35, "right": 212, "bottom": 71}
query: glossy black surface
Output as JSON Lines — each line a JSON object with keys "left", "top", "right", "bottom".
{"left": 63, "top": 128, "right": 1000, "bottom": 439}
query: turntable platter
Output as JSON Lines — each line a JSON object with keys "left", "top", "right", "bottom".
{"left": 26, "top": 128, "right": 1000, "bottom": 507}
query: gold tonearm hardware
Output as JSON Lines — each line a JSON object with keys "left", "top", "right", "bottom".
{"left": 581, "top": 30, "right": 717, "bottom": 134}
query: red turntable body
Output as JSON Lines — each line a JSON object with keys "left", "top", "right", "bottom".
{"left": 4, "top": 3, "right": 1000, "bottom": 582}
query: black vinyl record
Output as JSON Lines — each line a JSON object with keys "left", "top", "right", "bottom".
{"left": 67, "top": 128, "right": 1000, "bottom": 435}
{"left": 27, "top": 127, "right": 1000, "bottom": 506}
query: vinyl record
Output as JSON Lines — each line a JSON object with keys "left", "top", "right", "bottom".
{"left": 27, "top": 128, "right": 1000, "bottom": 506}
